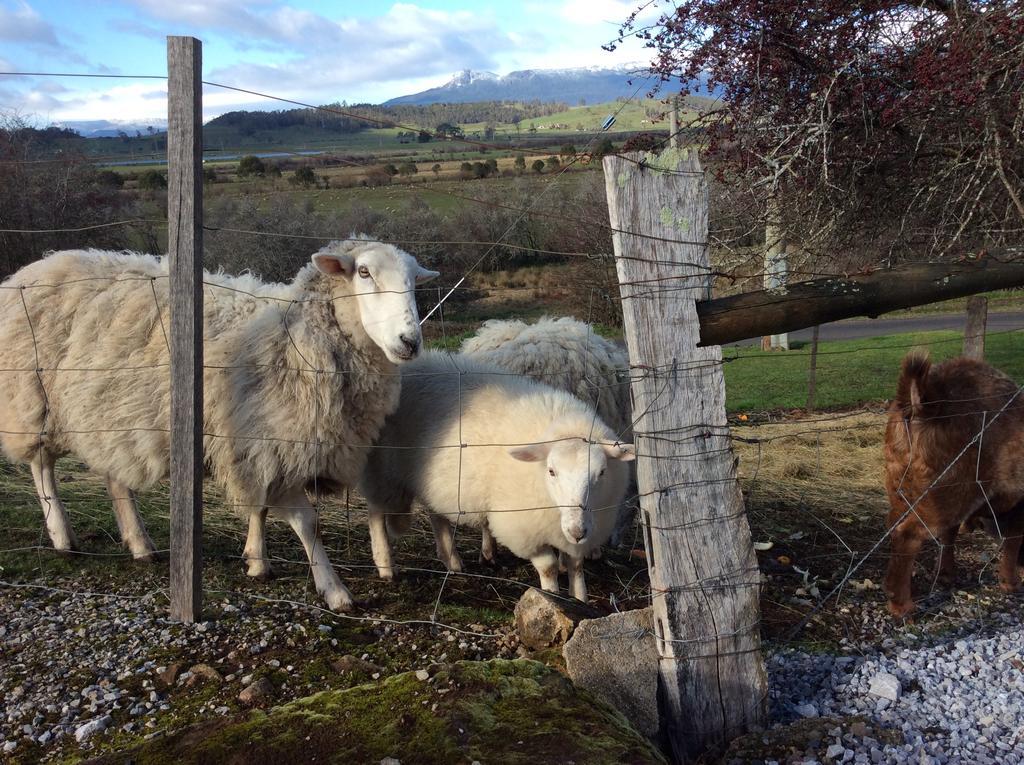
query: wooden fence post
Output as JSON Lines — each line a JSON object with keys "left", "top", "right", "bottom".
{"left": 806, "top": 325, "right": 820, "bottom": 411}
{"left": 167, "top": 36, "right": 204, "bottom": 623}
{"left": 604, "top": 149, "right": 767, "bottom": 761}
{"left": 963, "top": 295, "right": 988, "bottom": 360}
{"left": 669, "top": 96, "right": 680, "bottom": 149}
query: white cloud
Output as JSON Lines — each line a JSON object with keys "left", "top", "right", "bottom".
{"left": 9, "top": 81, "right": 167, "bottom": 122}
{"left": 200, "top": 3, "right": 516, "bottom": 104}
{"left": 558, "top": 0, "right": 638, "bottom": 27}
{"left": 0, "top": 1, "right": 59, "bottom": 46}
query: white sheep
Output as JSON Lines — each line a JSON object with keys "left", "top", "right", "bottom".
{"left": 459, "top": 316, "right": 637, "bottom": 555}
{"left": 460, "top": 316, "right": 633, "bottom": 439}
{"left": 0, "top": 236, "right": 438, "bottom": 611}
{"left": 359, "top": 350, "right": 635, "bottom": 601}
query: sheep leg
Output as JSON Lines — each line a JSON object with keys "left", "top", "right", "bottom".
{"left": 367, "top": 504, "right": 395, "bottom": 581}
{"left": 30, "top": 450, "right": 78, "bottom": 554}
{"left": 567, "top": 554, "right": 588, "bottom": 602}
{"left": 936, "top": 524, "right": 959, "bottom": 587}
{"left": 429, "top": 514, "right": 463, "bottom": 573}
{"left": 479, "top": 523, "right": 496, "bottom": 565}
{"left": 884, "top": 513, "right": 930, "bottom": 619}
{"left": 243, "top": 508, "right": 273, "bottom": 581}
{"left": 275, "top": 491, "right": 353, "bottom": 612}
{"left": 530, "top": 547, "right": 561, "bottom": 594}
{"left": 106, "top": 476, "right": 156, "bottom": 562}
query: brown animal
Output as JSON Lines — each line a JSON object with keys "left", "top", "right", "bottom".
{"left": 883, "top": 351, "right": 1024, "bottom": 618}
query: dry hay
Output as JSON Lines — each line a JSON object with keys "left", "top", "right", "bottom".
{"left": 733, "top": 409, "right": 889, "bottom": 518}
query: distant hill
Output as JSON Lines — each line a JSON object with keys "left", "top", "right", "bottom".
{"left": 50, "top": 119, "right": 168, "bottom": 138}
{"left": 384, "top": 65, "right": 721, "bottom": 106}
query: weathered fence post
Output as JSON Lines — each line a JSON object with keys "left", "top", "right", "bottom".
{"left": 807, "top": 325, "right": 820, "bottom": 411}
{"left": 963, "top": 295, "right": 988, "bottom": 360}
{"left": 669, "top": 96, "right": 680, "bottom": 149}
{"left": 167, "top": 36, "right": 204, "bottom": 623}
{"left": 604, "top": 149, "right": 767, "bottom": 761}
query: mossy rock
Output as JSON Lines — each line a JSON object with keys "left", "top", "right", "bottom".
{"left": 87, "top": 659, "right": 666, "bottom": 765}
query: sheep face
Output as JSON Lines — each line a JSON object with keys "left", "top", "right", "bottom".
{"left": 510, "top": 438, "right": 636, "bottom": 546}
{"left": 313, "top": 243, "right": 439, "bottom": 364}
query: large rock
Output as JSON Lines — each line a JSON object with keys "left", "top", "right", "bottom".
{"left": 514, "top": 588, "right": 600, "bottom": 650}
{"left": 563, "top": 606, "right": 661, "bottom": 741}
{"left": 85, "top": 660, "right": 667, "bottom": 765}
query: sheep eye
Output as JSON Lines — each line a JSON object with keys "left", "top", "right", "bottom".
{"left": 357, "top": 265, "right": 371, "bottom": 279}
{"left": 548, "top": 468, "right": 556, "bottom": 477}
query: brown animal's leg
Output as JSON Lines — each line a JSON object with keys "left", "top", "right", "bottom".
{"left": 885, "top": 510, "right": 933, "bottom": 619}
{"left": 936, "top": 524, "right": 959, "bottom": 588}
{"left": 997, "top": 510, "right": 1024, "bottom": 593}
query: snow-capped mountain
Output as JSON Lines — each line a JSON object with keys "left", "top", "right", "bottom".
{"left": 384, "top": 65, "right": 678, "bottom": 106}
{"left": 49, "top": 118, "right": 168, "bottom": 138}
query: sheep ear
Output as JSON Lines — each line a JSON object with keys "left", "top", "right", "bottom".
{"left": 312, "top": 252, "right": 355, "bottom": 278}
{"left": 603, "top": 442, "right": 636, "bottom": 462}
{"left": 415, "top": 265, "right": 440, "bottom": 285}
{"left": 508, "top": 443, "right": 549, "bottom": 462}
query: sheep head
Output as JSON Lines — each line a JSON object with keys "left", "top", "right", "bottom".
{"left": 509, "top": 435, "right": 635, "bottom": 546}
{"left": 313, "top": 236, "right": 439, "bottom": 364}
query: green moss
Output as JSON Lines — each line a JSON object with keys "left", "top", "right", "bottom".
{"left": 88, "top": 660, "right": 666, "bottom": 765}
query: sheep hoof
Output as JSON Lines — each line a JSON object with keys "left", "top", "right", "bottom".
{"left": 324, "top": 590, "right": 354, "bottom": 613}
{"left": 54, "top": 544, "right": 80, "bottom": 559}
{"left": 378, "top": 567, "right": 395, "bottom": 582}
{"left": 246, "top": 563, "right": 275, "bottom": 582}
{"left": 133, "top": 551, "right": 161, "bottom": 564}
{"left": 999, "top": 579, "right": 1020, "bottom": 594}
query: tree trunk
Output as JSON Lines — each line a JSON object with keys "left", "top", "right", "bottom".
{"left": 763, "top": 196, "right": 789, "bottom": 351}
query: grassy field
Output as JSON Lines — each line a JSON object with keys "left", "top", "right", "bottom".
{"left": 94, "top": 97, "right": 675, "bottom": 175}
{"left": 722, "top": 329, "right": 1024, "bottom": 413}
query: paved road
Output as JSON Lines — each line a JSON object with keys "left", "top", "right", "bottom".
{"left": 731, "top": 310, "right": 1024, "bottom": 346}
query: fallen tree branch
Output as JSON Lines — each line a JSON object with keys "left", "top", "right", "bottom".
{"left": 696, "top": 251, "right": 1024, "bottom": 346}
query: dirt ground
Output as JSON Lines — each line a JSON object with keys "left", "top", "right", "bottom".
{"left": 1, "top": 408, "right": 1020, "bottom": 761}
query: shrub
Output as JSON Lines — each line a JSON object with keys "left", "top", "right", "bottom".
{"left": 237, "top": 155, "right": 266, "bottom": 178}
{"left": 290, "top": 166, "right": 317, "bottom": 187}
{"left": 137, "top": 169, "right": 167, "bottom": 190}
{"left": 95, "top": 170, "right": 124, "bottom": 188}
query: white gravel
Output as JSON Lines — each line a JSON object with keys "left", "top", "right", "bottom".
{"left": 769, "top": 609, "right": 1024, "bottom": 764}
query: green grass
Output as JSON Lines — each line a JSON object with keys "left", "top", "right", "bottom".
{"left": 882, "top": 289, "right": 1024, "bottom": 316}
{"left": 723, "top": 328, "right": 1024, "bottom": 412}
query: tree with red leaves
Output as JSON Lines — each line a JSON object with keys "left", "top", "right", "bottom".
{"left": 611, "top": 1, "right": 1024, "bottom": 269}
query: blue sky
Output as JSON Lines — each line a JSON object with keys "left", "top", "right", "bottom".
{"left": 0, "top": 0, "right": 657, "bottom": 124}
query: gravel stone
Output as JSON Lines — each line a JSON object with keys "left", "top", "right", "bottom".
{"left": 868, "top": 673, "right": 902, "bottom": 702}
{"left": 74, "top": 715, "right": 110, "bottom": 743}
{"left": 238, "top": 677, "right": 275, "bottom": 707}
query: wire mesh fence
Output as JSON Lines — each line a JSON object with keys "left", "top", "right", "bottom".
{"left": 2, "top": 41, "right": 1024, "bottom": 763}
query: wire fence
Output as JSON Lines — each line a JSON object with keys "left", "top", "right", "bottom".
{"left": 2, "top": 44, "right": 1024, "bottom": 761}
